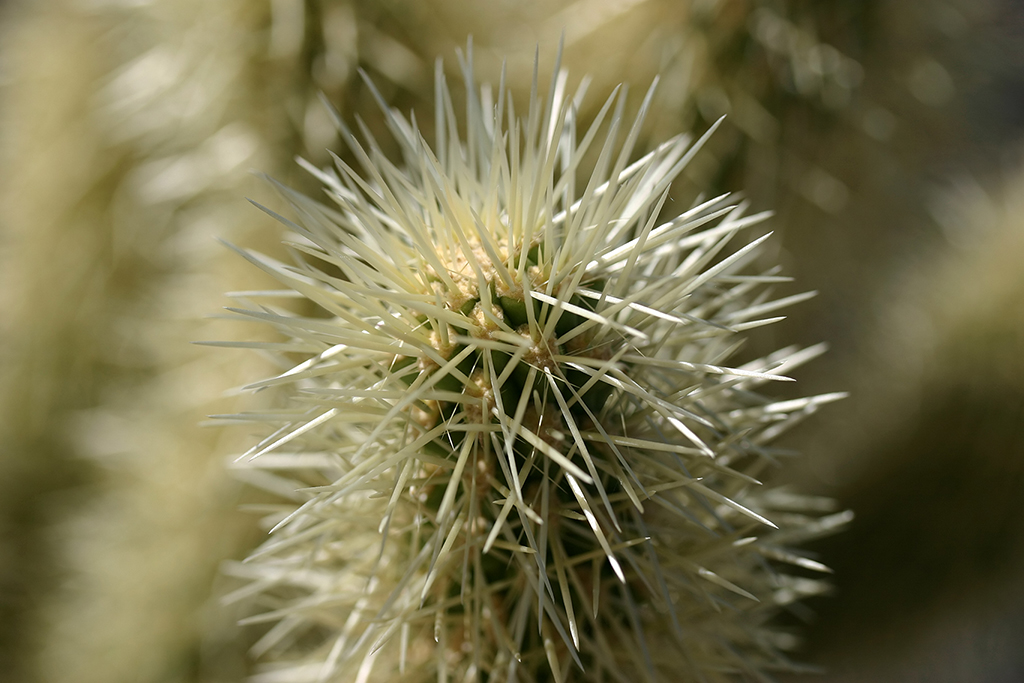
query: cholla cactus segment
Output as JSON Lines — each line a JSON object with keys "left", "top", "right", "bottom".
{"left": 221, "top": 47, "right": 848, "bottom": 683}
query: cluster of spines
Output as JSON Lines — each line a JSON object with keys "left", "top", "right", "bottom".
{"left": 214, "top": 45, "right": 848, "bottom": 683}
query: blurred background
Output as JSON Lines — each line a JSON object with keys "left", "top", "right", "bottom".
{"left": 1, "top": 0, "right": 1022, "bottom": 681}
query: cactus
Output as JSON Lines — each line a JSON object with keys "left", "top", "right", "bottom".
{"left": 219, "top": 45, "right": 848, "bottom": 682}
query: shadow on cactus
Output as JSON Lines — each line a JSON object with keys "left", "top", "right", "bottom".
{"left": 214, "top": 44, "right": 851, "bottom": 683}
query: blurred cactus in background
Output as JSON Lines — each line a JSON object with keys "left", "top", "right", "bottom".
{"left": 1, "top": 0, "right": 1022, "bottom": 682}
{"left": 0, "top": 3, "right": 294, "bottom": 681}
